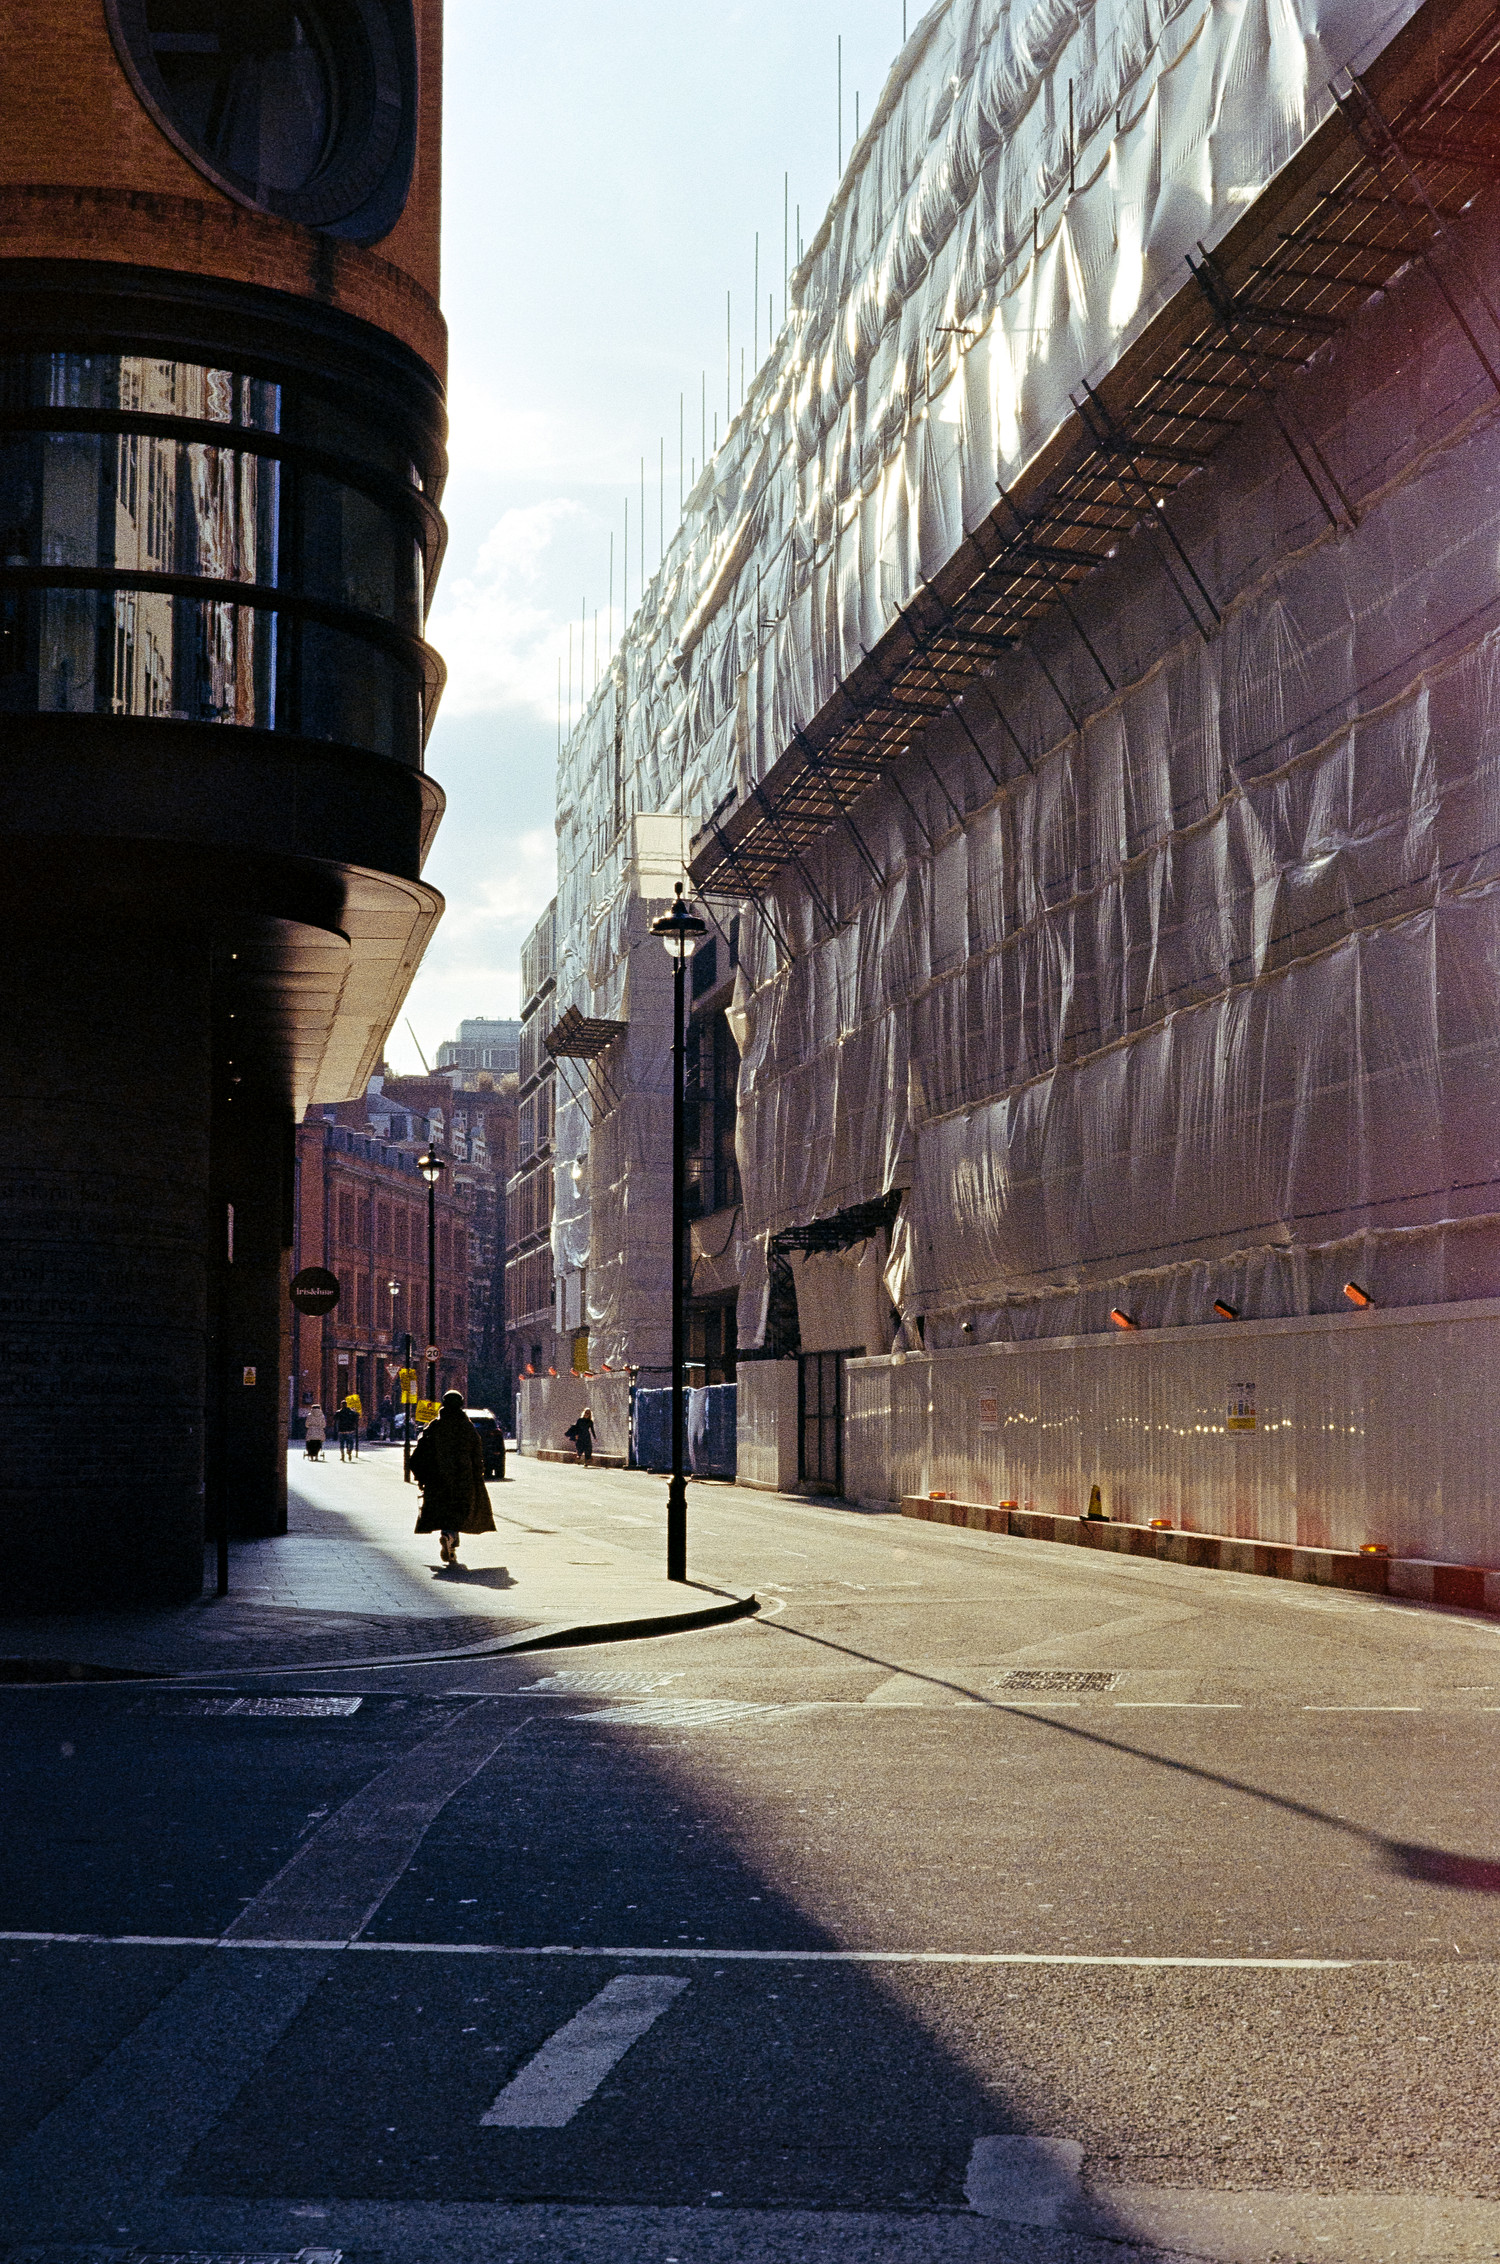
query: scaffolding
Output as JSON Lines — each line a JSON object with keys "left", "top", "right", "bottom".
{"left": 691, "top": 2, "right": 1500, "bottom": 907}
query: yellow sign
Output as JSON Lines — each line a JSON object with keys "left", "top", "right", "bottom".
{"left": 414, "top": 1398, "right": 440, "bottom": 1425}
{"left": 397, "top": 1367, "right": 417, "bottom": 1403}
{"left": 571, "top": 1329, "right": 590, "bottom": 1376}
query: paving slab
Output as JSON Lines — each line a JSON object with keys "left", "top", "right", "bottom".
{"left": 0, "top": 1447, "right": 754, "bottom": 1679}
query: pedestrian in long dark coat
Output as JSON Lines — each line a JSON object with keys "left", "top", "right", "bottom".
{"left": 411, "top": 1392, "right": 496, "bottom": 1565}
{"left": 564, "top": 1406, "right": 597, "bottom": 1467}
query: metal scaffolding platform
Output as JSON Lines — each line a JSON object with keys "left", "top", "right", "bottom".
{"left": 689, "top": 1, "right": 1500, "bottom": 913}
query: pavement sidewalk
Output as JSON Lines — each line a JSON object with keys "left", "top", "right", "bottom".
{"left": 0, "top": 1444, "right": 755, "bottom": 1679}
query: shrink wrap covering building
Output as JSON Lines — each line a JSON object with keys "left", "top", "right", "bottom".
{"left": 547, "top": 0, "right": 1500, "bottom": 1553}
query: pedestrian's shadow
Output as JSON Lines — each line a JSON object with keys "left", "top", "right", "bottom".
{"left": 430, "top": 1564, "right": 517, "bottom": 1589}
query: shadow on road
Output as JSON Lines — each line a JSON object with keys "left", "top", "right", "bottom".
{"left": 758, "top": 1616, "right": 1500, "bottom": 1898}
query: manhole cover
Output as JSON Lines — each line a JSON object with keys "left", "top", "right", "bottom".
{"left": 993, "top": 1670, "right": 1121, "bottom": 1693}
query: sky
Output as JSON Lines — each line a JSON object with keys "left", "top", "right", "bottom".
{"left": 388, "top": 0, "right": 919, "bottom": 1074}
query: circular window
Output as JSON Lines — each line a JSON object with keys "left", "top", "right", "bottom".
{"left": 104, "top": 0, "right": 417, "bottom": 243}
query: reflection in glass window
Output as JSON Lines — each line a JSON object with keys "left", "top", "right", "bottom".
{"left": 0, "top": 434, "right": 281, "bottom": 586}
{"left": 28, "top": 588, "right": 277, "bottom": 726}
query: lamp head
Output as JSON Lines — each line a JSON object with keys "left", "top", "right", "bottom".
{"left": 650, "top": 881, "right": 708, "bottom": 961}
{"left": 417, "top": 1146, "right": 446, "bottom": 1186}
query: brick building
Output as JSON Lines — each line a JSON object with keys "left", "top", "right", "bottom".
{"left": 0, "top": 0, "right": 449, "bottom": 1603}
{"left": 293, "top": 1112, "right": 469, "bottom": 1424}
{"left": 300, "top": 1058, "right": 519, "bottom": 1423}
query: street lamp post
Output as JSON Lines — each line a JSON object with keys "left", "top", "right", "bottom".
{"left": 386, "top": 1278, "right": 401, "bottom": 1445}
{"left": 649, "top": 881, "right": 706, "bottom": 1582}
{"left": 417, "top": 1146, "right": 445, "bottom": 1411}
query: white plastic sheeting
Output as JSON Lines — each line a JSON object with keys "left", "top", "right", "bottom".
{"left": 517, "top": 1373, "right": 631, "bottom": 1461}
{"left": 550, "top": 0, "right": 1430, "bottom": 1363}
{"left": 788, "top": 1243, "right": 895, "bottom": 1356}
{"left": 843, "top": 1300, "right": 1500, "bottom": 1566}
{"left": 739, "top": 229, "right": 1500, "bottom": 1340}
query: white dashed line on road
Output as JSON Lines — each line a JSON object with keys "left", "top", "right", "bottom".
{"left": 480, "top": 1973, "right": 689, "bottom": 2127}
{"left": 0, "top": 1932, "right": 1367, "bottom": 1968}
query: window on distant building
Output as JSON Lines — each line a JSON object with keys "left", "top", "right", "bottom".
{"left": 338, "top": 1191, "right": 355, "bottom": 1243}
{"left": 357, "top": 1274, "right": 371, "bottom": 1326}
{"left": 376, "top": 1202, "right": 391, "bottom": 1254}
{"left": 394, "top": 1208, "right": 409, "bottom": 1261}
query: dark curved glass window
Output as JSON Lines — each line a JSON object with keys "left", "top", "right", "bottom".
{"left": 0, "top": 352, "right": 434, "bottom": 764}
{"left": 105, "top": 0, "right": 417, "bottom": 243}
{"left": 148, "top": 3, "right": 336, "bottom": 197}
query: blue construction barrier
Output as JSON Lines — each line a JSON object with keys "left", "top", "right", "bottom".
{"left": 631, "top": 1384, "right": 737, "bottom": 1477}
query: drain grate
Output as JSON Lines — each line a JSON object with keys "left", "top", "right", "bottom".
{"left": 993, "top": 1670, "right": 1121, "bottom": 1693}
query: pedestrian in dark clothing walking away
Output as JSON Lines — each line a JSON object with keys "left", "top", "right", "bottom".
{"left": 411, "top": 1391, "right": 496, "bottom": 1565}
{"left": 336, "top": 1397, "right": 359, "bottom": 1461}
{"left": 564, "top": 1406, "right": 597, "bottom": 1467}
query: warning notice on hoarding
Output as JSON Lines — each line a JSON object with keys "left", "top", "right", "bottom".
{"left": 1227, "top": 1383, "right": 1257, "bottom": 1432}
{"left": 978, "top": 1393, "right": 998, "bottom": 1431}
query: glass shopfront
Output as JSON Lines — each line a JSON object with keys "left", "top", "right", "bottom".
{"left": 0, "top": 352, "right": 435, "bottom": 762}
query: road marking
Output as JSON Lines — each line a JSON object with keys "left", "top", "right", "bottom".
{"left": 1303, "top": 1705, "right": 1422, "bottom": 1712}
{"left": 135, "top": 1695, "right": 364, "bottom": 1718}
{"left": 966, "top": 2135, "right": 1083, "bottom": 2225}
{"left": 480, "top": 1973, "right": 689, "bottom": 2127}
{"left": 1113, "top": 1702, "right": 1242, "bottom": 1709}
{"left": 518, "top": 1670, "right": 686, "bottom": 1694}
{"left": 0, "top": 1930, "right": 1364, "bottom": 1967}
{"left": 222, "top": 1700, "right": 528, "bottom": 1945}
{"left": 0, "top": 1948, "right": 332, "bottom": 2231}
{"left": 569, "top": 1699, "right": 804, "bottom": 1727}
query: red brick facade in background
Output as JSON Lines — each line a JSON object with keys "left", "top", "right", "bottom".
{"left": 292, "top": 1070, "right": 519, "bottom": 1427}
{"left": 293, "top": 1118, "right": 468, "bottom": 1426}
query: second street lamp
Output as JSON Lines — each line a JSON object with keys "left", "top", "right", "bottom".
{"left": 649, "top": 880, "right": 707, "bottom": 1582}
{"left": 416, "top": 1145, "right": 446, "bottom": 1410}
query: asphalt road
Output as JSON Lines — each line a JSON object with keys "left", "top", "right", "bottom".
{"left": 4, "top": 1461, "right": 1500, "bottom": 2263}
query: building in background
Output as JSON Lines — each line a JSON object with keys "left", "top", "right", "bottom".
{"left": 505, "top": 903, "right": 561, "bottom": 1392}
{"left": 294, "top": 1111, "right": 469, "bottom": 1421}
{"left": 300, "top": 1058, "right": 518, "bottom": 1422}
{"left": 0, "top": 0, "right": 449, "bottom": 1603}
{"left": 531, "top": 0, "right": 1500, "bottom": 1558}
{"left": 437, "top": 1018, "right": 520, "bottom": 1082}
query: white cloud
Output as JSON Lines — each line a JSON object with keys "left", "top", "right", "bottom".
{"left": 387, "top": 827, "right": 557, "bottom": 1072}
{"left": 444, "top": 370, "right": 638, "bottom": 485}
{"left": 429, "top": 497, "right": 582, "bottom": 720}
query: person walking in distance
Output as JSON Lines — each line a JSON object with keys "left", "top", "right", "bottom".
{"left": 411, "top": 1391, "right": 496, "bottom": 1566}
{"left": 304, "top": 1402, "right": 326, "bottom": 1461}
{"left": 564, "top": 1405, "right": 597, "bottom": 1468}
{"left": 336, "top": 1394, "right": 359, "bottom": 1461}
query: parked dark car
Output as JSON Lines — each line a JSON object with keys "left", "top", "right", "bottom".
{"left": 465, "top": 1407, "right": 506, "bottom": 1480}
